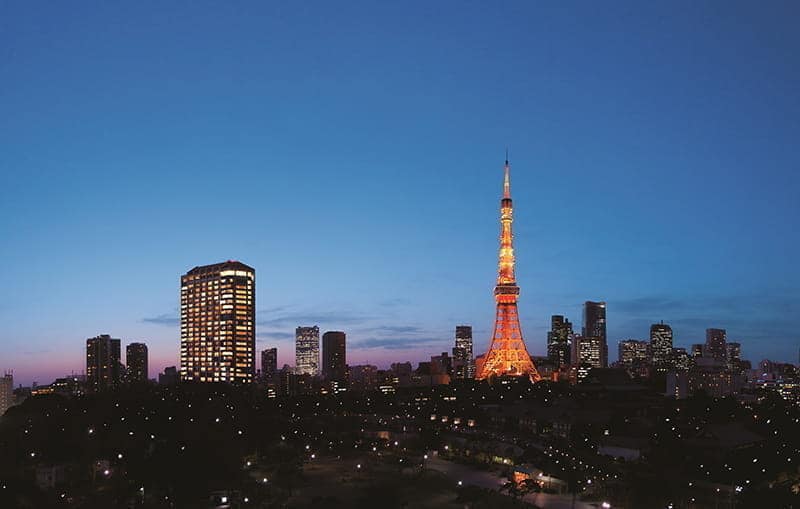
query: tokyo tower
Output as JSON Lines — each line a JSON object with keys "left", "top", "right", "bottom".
{"left": 475, "top": 157, "right": 541, "bottom": 382}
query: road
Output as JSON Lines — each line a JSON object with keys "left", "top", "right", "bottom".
{"left": 424, "top": 456, "right": 600, "bottom": 509}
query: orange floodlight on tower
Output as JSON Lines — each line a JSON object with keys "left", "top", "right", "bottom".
{"left": 475, "top": 157, "right": 541, "bottom": 382}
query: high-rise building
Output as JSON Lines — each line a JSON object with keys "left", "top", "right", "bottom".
{"left": 691, "top": 343, "right": 704, "bottom": 359}
{"left": 726, "top": 342, "right": 742, "bottom": 372}
{"left": 572, "top": 335, "right": 604, "bottom": 368}
{"left": 672, "top": 347, "right": 691, "bottom": 371}
{"left": 583, "top": 301, "right": 607, "bottom": 367}
{"left": 705, "top": 328, "right": 727, "bottom": 363}
{"left": 650, "top": 322, "right": 673, "bottom": 372}
{"left": 86, "top": 334, "right": 122, "bottom": 392}
{"left": 322, "top": 331, "right": 346, "bottom": 381}
{"left": 295, "top": 326, "right": 320, "bottom": 376}
{"left": 452, "top": 325, "right": 475, "bottom": 379}
{"left": 180, "top": 261, "right": 256, "bottom": 383}
{"left": 547, "top": 315, "right": 573, "bottom": 369}
{"left": 0, "top": 372, "right": 12, "bottom": 416}
{"left": 618, "top": 339, "right": 649, "bottom": 367}
{"left": 261, "top": 347, "right": 278, "bottom": 383}
{"left": 476, "top": 158, "right": 540, "bottom": 381}
{"left": 126, "top": 343, "right": 149, "bottom": 383}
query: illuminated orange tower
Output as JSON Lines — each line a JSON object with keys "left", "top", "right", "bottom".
{"left": 475, "top": 157, "right": 541, "bottom": 382}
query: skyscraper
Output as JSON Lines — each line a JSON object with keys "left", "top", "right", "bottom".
{"left": 582, "top": 301, "right": 607, "bottom": 367}
{"left": 547, "top": 315, "right": 573, "bottom": 369}
{"left": 726, "top": 342, "right": 742, "bottom": 372}
{"left": 86, "top": 334, "right": 122, "bottom": 392}
{"left": 452, "top": 325, "right": 474, "bottom": 379}
{"left": 476, "top": 158, "right": 540, "bottom": 381}
{"left": 322, "top": 331, "right": 347, "bottom": 381}
{"left": 126, "top": 343, "right": 149, "bottom": 383}
{"left": 261, "top": 347, "right": 278, "bottom": 383}
{"left": 180, "top": 261, "right": 256, "bottom": 383}
{"left": 295, "top": 326, "right": 320, "bottom": 376}
{"left": 572, "top": 335, "right": 604, "bottom": 368}
{"left": 618, "top": 339, "right": 649, "bottom": 367}
{"left": 650, "top": 322, "right": 673, "bottom": 372}
{"left": 705, "top": 328, "right": 727, "bottom": 363}
{"left": 0, "top": 372, "right": 12, "bottom": 416}
{"left": 672, "top": 347, "right": 691, "bottom": 371}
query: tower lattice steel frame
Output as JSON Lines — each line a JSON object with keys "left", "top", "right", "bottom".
{"left": 476, "top": 158, "right": 541, "bottom": 382}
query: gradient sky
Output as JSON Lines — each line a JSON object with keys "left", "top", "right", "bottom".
{"left": 1, "top": 1, "right": 799, "bottom": 386}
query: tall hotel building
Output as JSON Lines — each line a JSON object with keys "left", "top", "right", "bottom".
{"left": 180, "top": 261, "right": 255, "bottom": 383}
{"left": 295, "top": 326, "right": 320, "bottom": 376}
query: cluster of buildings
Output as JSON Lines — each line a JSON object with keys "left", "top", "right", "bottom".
{"left": 4, "top": 336, "right": 152, "bottom": 403}
{"left": 542, "top": 301, "right": 609, "bottom": 377}
{"left": 0, "top": 162, "right": 796, "bottom": 414}
{"left": 0, "top": 256, "right": 792, "bottom": 408}
{"left": 261, "top": 325, "right": 477, "bottom": 397}
{"left": 175, "top": 260, "right": 480, "bottom": 397}
{"left": 534, "top": 302, "right": 776, "bottom": 399}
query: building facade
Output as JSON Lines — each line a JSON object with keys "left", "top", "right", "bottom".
{"left": 86, "top": 334, "right": 122, "bottom": 392}
{"left": 726, "top": 342, "right": 742, "bottom": 373}
{"left": 650, "top": 322, "right": 673, "bottom": 372}
{"left": 618, "top": 339, "right": 649, "bottom": 367}
{"left": 453, "top": 325, "right": 475, "bottom": 379}
{"left": 547, "top": 315, "right": 573, "bottom": 369}
{"left": 349, "top": 365, "right": 378, "bottom": 392}
{"left": 0, "top": 372, "right": 12, "bottom": 416}
{"left": 295, "top": 326, "right": 320, "bottom": 376}
{"left": 322, "top": 331, "right": 347, "bottom": 381}
{"left": 572, "top": 335, "right": 604, "bottom": 368}
{"left": 705, "top": 328, "right": 727, "bottom": 363}
{"left": 180, "top": 261, "right": 256, "bottom": 383}
{"left": 261, "top": 347, "right": 278, "bottom": 383}
{"left": 672, "top": 347, "right": 691, "bottom": 371}
{"left": 126, "top": 342, "right": 149, "bottom": 383}
{"left": 583, "top": 301, "right": 607, "bottom": 367}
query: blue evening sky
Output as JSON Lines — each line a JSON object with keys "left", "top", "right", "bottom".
{"left": 1, "top": 1, "right": 798, "bottom": 385}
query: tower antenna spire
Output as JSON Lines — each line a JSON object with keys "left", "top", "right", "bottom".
{"left": 503, "top": 151, "right": 511, "bottom": 199}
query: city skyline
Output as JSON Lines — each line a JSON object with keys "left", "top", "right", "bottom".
{"left": 2, "top": 2, "right": 800, "bottom": 386}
